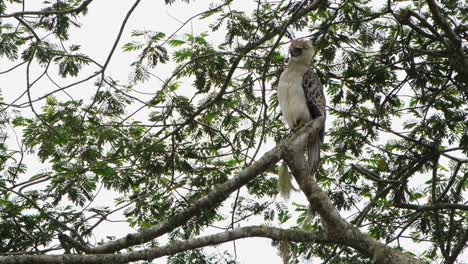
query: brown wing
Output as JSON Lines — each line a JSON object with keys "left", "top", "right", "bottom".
{"left": 302, "top": 68, "right": 326, "bottom": 141}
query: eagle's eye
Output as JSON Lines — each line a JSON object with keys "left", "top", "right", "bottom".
{"left": 289, "top": 47, "right": 303, "bottom": 57}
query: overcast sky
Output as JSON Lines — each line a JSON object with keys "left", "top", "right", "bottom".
{"left": 1, "top": 0, "right": 466, "bottom": 263}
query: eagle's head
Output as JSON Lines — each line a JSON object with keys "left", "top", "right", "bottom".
{"left": 288, "top": 38, "right": 315, "bottom": 65}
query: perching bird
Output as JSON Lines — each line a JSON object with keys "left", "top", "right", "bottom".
{"left": 277, "top": 38, "right": 326, "bottom": 197}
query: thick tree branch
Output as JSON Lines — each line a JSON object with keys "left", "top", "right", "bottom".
{"left": 0, "top": 226, "right": 330, "bottom": 264}
{"left": 426, "top": 0, "right": 468, "bottom": 83}
{"left": 86, "top": 118, "right": 325, "bottom": 254}
{"left": 283, "top": 134, "right": 423, "bottom": 264}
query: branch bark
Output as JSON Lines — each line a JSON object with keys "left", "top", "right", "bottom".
{"left": 85, "top": 118, "right": 325, "bottom": 254}
{"left": 0, "top": 226, "right": 331, "bottom": 264}
{"left": 283, "top": 131, "right": 423, "bottom": 264}
{"left": 0, "top": 120, "right": 324, "bottom": 263}
{"left": 426, "top": 0, "right": 468, "bottom": 83}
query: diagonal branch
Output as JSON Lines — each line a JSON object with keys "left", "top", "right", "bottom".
{"left": 449, "top": 228, "right": 468, "bottom": 263}
{"left": 426, "top": 0, "right": 468, "bottom": 83}
{"left": 13, "top": 16, "right": 41, "bottom": 42}
{"left": 352, "top": 164, "right": 401, "bottom": 184}
{"left": 283, "top": 129, "right": 423, "bottom": 264}
{"left": 86, "top": 117, "right": 325, "bottom": 254}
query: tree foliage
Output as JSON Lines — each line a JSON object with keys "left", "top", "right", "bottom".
{"left": 0, "top": 0, "right": 466, "bottom": 263}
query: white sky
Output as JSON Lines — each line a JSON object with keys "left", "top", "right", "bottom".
{"left": 0, "top": 0, "right": 466, "bottom": 263}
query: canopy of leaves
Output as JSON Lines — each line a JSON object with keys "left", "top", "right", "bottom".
{"left": 0, "top": 0, "right": 466, "bottom": 263}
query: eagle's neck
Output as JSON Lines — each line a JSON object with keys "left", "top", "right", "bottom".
{"left": 286, "top": 60, "right": 309, "bottom": 75}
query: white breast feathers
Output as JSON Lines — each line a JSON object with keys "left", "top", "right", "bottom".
{"left": 277, "top": 68, "right": 312, "bottom": 129}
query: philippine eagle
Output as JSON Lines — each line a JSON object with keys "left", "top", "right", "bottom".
{"left": 277, "top": 38, "right": 326, "bottom": 197}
